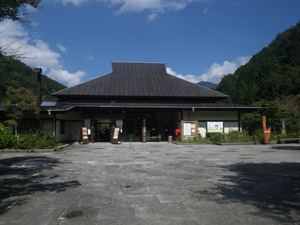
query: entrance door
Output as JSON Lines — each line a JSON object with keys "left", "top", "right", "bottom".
{"left": 125, "top": 119, "right": 135, "bottom": 142}
{"left": 95, "top": 119, "right": 111, "bottom": 142}
{"left": 124, "top": 119, "right": 141, "bottom": 142}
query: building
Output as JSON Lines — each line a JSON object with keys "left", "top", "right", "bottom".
{"left": 0, "top": 62, "right": 259, "bottom": 142}
{"left": 37, "top": 62, "right": 258, "bottom": 143}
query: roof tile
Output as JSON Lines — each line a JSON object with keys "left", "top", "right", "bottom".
{"left": 52, "top": 62, "right": 228, "bottom": 100}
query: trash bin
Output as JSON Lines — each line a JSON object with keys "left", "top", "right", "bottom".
{"left": 168, "top": 135, "right": 172, "bottom": 143}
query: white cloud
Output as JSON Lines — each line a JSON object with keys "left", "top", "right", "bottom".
{"left": 83, "top": 50, "right": 95, "bottom": 61}
{"left": 47, "top": 69, "right": 87, "bottom": 87}
{"left": 148, "top": 13, "right": 159, "bottom": 21}
{"left": 167, "top": 56, "right": 251, "bottom": 84}
{"left": 97, "top": 0, "right": 211, "bottom": 19}
{"left": 57, "top": 43, "right": 69, "bottom": 53}
{"left": 201, "top": 56, "right": 250, "bottom": 83}
{"left": 0, "top": 20, "right": 87, "bottom": 87}
{"left": 57, "top": 0, "right": 211, "bottom": 20}
{"left": 62, "top": 0, "right": 88, "bottom": 6}
{"left": 166, "top": 67, "right": 200, "bottom": 83}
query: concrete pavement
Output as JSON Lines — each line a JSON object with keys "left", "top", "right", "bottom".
{"left": 0, "top": 142, "right": 300, "bottom": 224}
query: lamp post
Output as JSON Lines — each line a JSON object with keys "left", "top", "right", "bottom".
{"left": 32, "top": 67, "right": 42, "bottom": 132}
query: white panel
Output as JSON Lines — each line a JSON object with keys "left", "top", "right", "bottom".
{"left": 224, "top": 121, "right": 239, "bottom": 134}
{"left": 198, "top": 122, "right": 206, "bottom": 138}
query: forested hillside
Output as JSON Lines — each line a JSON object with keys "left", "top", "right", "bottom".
{"left": 0, "top": 57, "right": 66, "bottom": 102}
{"left": 197, "top": 81, "right": 218, "bottom": 89}
{"left": 216, "top": 21, "right": 300, "bottom": 105}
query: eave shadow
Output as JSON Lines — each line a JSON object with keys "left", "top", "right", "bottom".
{"left": 216, "top": 162, "right": 300, "bottom": 223}
{"left": 0, "top": 156, "right": 81, "bottom": 215}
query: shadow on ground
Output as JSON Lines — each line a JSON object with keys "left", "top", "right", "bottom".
{"left": 271, "top": 145, "right": 300, "bottom": 151}
{"left": 0, "top": 156, "right": 81, "bottom": 215}
{"left": 216, "top": 162, "right": 300, "bottom": 223}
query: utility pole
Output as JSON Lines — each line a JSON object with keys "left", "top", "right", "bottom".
{"left": 32, "top": 67, "right": 42, "bottom": 132}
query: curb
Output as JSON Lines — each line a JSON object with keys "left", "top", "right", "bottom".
{"left": 216, "top": 142, "right": 256, "bottom": 145}
{"left": 0, "top": 149, "right": 55, "bottom": 153}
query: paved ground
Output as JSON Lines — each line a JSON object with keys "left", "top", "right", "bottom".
{"left": 0, "top": 142, "right": 300, "bottom": 225}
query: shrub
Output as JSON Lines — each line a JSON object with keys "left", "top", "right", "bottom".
{"left": 209, "top": 133, "right": 224, "bottom": 143}
{"left": 13, "top": 132, "right": 56, "bottom": 149}
{"left": 0, "top": 123, "right": 15, "bottom": 149}
{"left": 252, "top": 129, "right": 264, "bottom": 144}
{"left": 225, "top": 130, "right": 253, "bottom": 143}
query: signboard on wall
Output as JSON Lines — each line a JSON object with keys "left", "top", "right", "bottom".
{"left": 181, "top": 121, "right": 198, "bottom": 141}
{"left": 207, "top": 121, "right": 224, "bottom": 133}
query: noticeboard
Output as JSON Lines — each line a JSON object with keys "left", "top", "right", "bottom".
{"left": 81, "top": 127, "right": 89, "bottom": 144}
{"left": 181, "top": 121, "right": 198, "bottom": 141}
{"left": 111, "top": 127, "right": 120, "bottom": 144}
{"left": 207, "top": 121, "right": 224, "bottom": 133}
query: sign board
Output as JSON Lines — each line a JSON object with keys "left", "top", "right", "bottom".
{"left": 81, "top": 127, "right": 89, "bottom": 144}
{"left": 181, "top": 121, "right": 198, "bottom": 141}
{"left": 111, "top": 127, "right": 120, "bottom": 144}
{"left": 207, "top": 121, "right": 223, "bottom": 133}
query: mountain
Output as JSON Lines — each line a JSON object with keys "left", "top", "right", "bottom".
{"left": 215, "top": 21, "right": 300, "bottom": 105}
{"left": 196, "top": 81, "right": 218, "bottom": 89}
{"left": 0, "top": 57, "right": 66, "bottom": 102}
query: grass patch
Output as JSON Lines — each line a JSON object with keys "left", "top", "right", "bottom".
{"left": 175, "top": 130, "right": 263, "bottom": 144}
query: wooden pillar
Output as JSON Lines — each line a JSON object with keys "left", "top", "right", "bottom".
{"left": 142, "top": 118, "right": 146, "bottom": 143}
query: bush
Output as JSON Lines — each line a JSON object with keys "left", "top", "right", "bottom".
{"left": 209, "top": 133, "right": 224, "bottom": 143}
{"left": 252, "top": 129, "right": 264, "bottom": 144}
{"left": 13, "top": 132, "right": 56, "bottom": 149}
{"left": 0, "top": 123, "right": 15, "bottom": 149}
{"left": 225, "top": 130, "right": 253, "bottom": 143}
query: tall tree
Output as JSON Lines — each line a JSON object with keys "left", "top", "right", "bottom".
{"left": 216, "top": 21, "right": 300, "bottom": 105}
{"left": 4, "top": 86, "right": 38, "bottom": 136}
{"left": 0, "top": 0, "right": 41, "bottom": 27}
{"left": 278, "top": 95, "right": 300, "bottom": 133}
{"left": 0, "top": 0, "right": 42, "bottom": 62}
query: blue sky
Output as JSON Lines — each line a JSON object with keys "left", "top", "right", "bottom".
{"left": 0, "top": 0, "right": 299, "bottom": 87}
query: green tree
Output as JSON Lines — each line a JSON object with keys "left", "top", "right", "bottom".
{"left": 0, "top": 57, "right": 66, "bottom": 101}
{"left": 0, "top": 0, "right": 41, "bottom": 26}
{"left": 278, "top": 95, "right": 300, "bottom": 133}
{"left": 4, "top": 86, "right": 38, "bottom": 136}
{"left": 257, "top": 101, "right": 286, "bottom": 130}
{"left": 244, "top": 101, "right": 286, "bottom": 135}
{"left": 216, "top": 21, "right": 300, "bottom": 105}
{"left": 0, "top": 0, "right": 42, "bottom": 63}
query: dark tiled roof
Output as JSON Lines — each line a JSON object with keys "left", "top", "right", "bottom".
{"left": 52, "top": 62, "right": 228, "bottom": 101}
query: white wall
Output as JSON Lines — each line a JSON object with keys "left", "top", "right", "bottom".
{"left": 55, "top": 112, "right": 82, "bottom": 142}
{"left": 224, "top": 122, "right": 239, "bottom": 133}
{"left": 56, "top": 121, "right": 81, "bottom": 142}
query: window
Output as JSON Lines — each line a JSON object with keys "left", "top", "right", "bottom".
{"left": 60, "top": 120, "right": 65, "bottom": 134}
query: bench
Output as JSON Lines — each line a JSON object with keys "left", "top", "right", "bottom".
{"left": 146, "top": 135, "right": 161, "bottom": 142}
{"left": 278, "top": 138, "right": 300, "bottom": 144}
